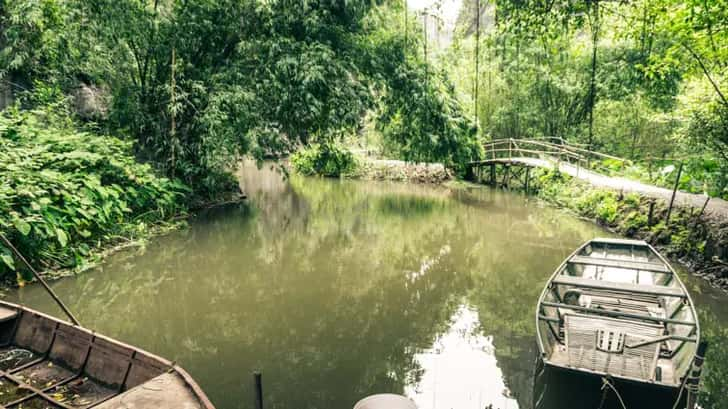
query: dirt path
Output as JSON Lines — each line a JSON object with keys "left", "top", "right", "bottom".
{"left": 517, "top": 157, "right": 728, "bottom": 219}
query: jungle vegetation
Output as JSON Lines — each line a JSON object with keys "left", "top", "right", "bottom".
{"left": 1, "top": 0, "right": 726, "bottom": 277}
{"left": 0, "top": 0, "right": 478, "bottom": 278}
{"left": 448, "top": 0, "right": 727, "bottom": 198}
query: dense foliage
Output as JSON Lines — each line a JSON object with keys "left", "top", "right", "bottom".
{"left": 533, "top": 169, "right": 716, "bottom": 263}
{"left": 291, "top": 143, "right": 359, "bottom": 177}
{"left": 1, "top": 0, "right": 481, "bottom": 192}
{"left": 448, "top": 0, "right": 728, "bottom": 198}
{"left": 0, "top": 107, "right": 187, "bottom": 281}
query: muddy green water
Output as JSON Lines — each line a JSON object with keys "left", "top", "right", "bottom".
{"left": 4, "top": 165, "right": 727, "bottom": 409}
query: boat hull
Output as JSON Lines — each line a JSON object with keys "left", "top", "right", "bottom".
{"left": 534, "top": 360, "right": 685, "bottom": 409}
{"left": 535, "top": 238, "right": 699, "bottom": 396}
{"left": 0, "top": 301, "right": 216, "bottom": 408}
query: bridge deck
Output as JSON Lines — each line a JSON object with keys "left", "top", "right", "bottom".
{"left": 471, "top": 155, "right": 728, "bottom": 218}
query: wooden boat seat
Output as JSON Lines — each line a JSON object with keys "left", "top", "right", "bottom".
{"left": 552, "top": 275, "right": 685, "bottom": 298}
{"left": 580, "top": 291, "right": 664, "bottom": 317}
{"left": 563, "top": 314, "right": 663, "bottom": 382}
{"left": 95, "top": 372, "right": 204, "bottom": 409}
{"left": 569, "top": 255, "right": 671, "bottom": 273}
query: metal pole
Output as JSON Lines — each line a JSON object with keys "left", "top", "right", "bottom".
{"left": 666, "top": 162, "right": 684, "bottom": 225}
{"left": 0, "top": 233, "right": 81, "bottom": 326}
{"left": 254, "top": 372, "right": 263, "bottom": 409}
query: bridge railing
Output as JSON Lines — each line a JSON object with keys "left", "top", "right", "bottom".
{"left": 482, "top": 138, "right": 629, "bottom": 171}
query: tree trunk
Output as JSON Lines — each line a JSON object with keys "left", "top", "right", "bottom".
{"left": 475, "top": 0, "right": 480, "bottom": 132}
{"left": 587, "top": 0, "right": 600, "bottom": 150}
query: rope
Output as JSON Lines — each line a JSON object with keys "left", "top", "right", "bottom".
{"left": 600, "top": 377, "right": 628, "bottom": 409}
{"left": 671, "top": 373, "right": 689, "bottom": 409}
{"left": 672, "top": 352, "right": 706, "bottom": 409}
{"left": 0, "top": 232, "right": 81, "bottom": 326}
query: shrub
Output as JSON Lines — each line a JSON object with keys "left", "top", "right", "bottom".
{"left": 291, "top": 143, "right": 358, "bottom": 177}
{"left": 0, "top": 110, "right": 189, "bottom": 282}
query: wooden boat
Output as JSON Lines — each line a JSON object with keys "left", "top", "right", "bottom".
{"left": 536, "top": 238, "right": 699, "bottom": 391}
{"left": 0, "top": 300, "right": 215, "bottom": 409}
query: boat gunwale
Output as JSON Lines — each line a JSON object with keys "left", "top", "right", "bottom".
{"left": 542, "top": 359, "right": 686, "bottom": 391}
{"left": 534, "top": 237, "right": 701, "bottom": 388}
{"left": 0, "top": 300, "right": 216, "bottom": 409}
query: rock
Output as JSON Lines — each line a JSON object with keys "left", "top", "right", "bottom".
{"left": 73, "top": 83, "right": 109, "bottom": 120}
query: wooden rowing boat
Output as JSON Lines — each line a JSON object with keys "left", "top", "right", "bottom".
{"left": 0, "top": 300, "right": 215, "bottom": 409}
{"left": 535, "top": 238, "right": 699, "bottom": 391}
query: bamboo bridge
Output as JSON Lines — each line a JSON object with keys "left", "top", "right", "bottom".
{"left": 467, "top": 138, "right": 727, "bottom": 219}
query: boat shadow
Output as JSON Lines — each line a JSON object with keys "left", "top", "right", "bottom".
{"left": 532, "top": 359, "right": 684, "bottom": 409}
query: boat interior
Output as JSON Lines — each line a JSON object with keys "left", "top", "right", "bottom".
{"left": 0, "top": 302, "right": 205, "bottom": 409}
{"left": 537, "top": 239, "right": 698, "bottom": 387}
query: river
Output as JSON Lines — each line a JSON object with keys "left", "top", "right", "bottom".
{"left": 4, "top": 164, "right": 727, "bottom": 409}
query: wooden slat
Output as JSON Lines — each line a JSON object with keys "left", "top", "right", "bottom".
{"left": 589, "top": 238, "right": 648, "bottom": 246}
{"left": 540, "top": 301, "right": 696, "bottom": 326}
{"left": 569, "top": 255, "right": 671, "bottom": 273}
{"left": 552, "top": 275, "right": 685, "bottom": 298}
{"left": 0, "top": 306, "right": 18, "bottom": 323}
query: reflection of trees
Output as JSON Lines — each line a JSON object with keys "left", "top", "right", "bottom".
{"left": 450, "top": 187, "right": 600, "bottom": 409}
{"left": 7, "top": 175, "right": 614, "bottom": 409}
{"left": 10, "top": 177, "right": 477, "bottom": 409}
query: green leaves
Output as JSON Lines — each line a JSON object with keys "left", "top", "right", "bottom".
{"left": 0, "top": 248, "right": 15, "bottom": 271}
{"left": 13, "top": 218, "right": 31, "bottom": 236}
{"left": 0, "top": 109, "right": 189, "bottom": 281}
{"left": 55, "top": 229, "right": 68, "bottom": 247}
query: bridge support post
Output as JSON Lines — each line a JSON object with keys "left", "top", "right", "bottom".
{"left": 525, "top": 167, "right": 531, "bottom": 195}
{"left": 465, "top": 164, "right": 475, "bottom": 182}
{"left": 490, "top": 164, "right": 496, "bottom": 186}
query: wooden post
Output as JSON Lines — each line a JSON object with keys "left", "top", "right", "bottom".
{"left": 502, "top": 165, "right": 510, "bottom": 188}
{"left": 696, "top": 195, "right": 710, "bottom": 221}
{"left": 665, "top": 162, "right": 684, "bottom": 225}
{"left": 647, "top": 200, "right": 656, "bottom": 227}
{"left": 254, "top": 372, "right": 263, "bottom": 409}
{"left": 524, "top": 167, "right": 531, "bottom": 195}
{"left": 490, "top": 163, "right": 496, "bottom": 186}
{"left": 465, "top": 164, "right": 474, "bottom": 182}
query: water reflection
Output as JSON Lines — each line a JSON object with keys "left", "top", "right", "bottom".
{"left": 3, "top": 164, "right": 725, "bottom": 409}
{"left": 406, "top": 305, "right": 518, "bottom": 409}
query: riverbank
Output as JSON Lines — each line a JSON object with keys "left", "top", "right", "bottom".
{"left": 349, "top": 157, "right": 453, "bottom": 184}
{"left": 291, "top": 151, "right": 728, "bottom": 289}
{"left": 529, "top": 168, "right": 728, "bottom": 290}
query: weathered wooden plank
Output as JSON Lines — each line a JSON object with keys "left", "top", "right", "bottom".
{"left": 569, "top": 255, "right": 670, "bottom": 273}
{"left": 589, "top": 237, "right": 649, "bottom": 246}
{"left": 552, "top": 275, "right": 685, "bottom": 298}
{"left": 540, "top": 301, "right": 695, "bottom": 326}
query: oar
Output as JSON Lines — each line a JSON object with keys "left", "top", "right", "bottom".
{"left": 0, "top": 232, "right": 81, "bottom": 326}
{"left": 626, "top": 334, "right": 697, "bottom": 349}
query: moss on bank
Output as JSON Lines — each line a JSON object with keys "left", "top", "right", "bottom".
{"left": 531, "top": 169, "right": 728, "bottom": 288}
